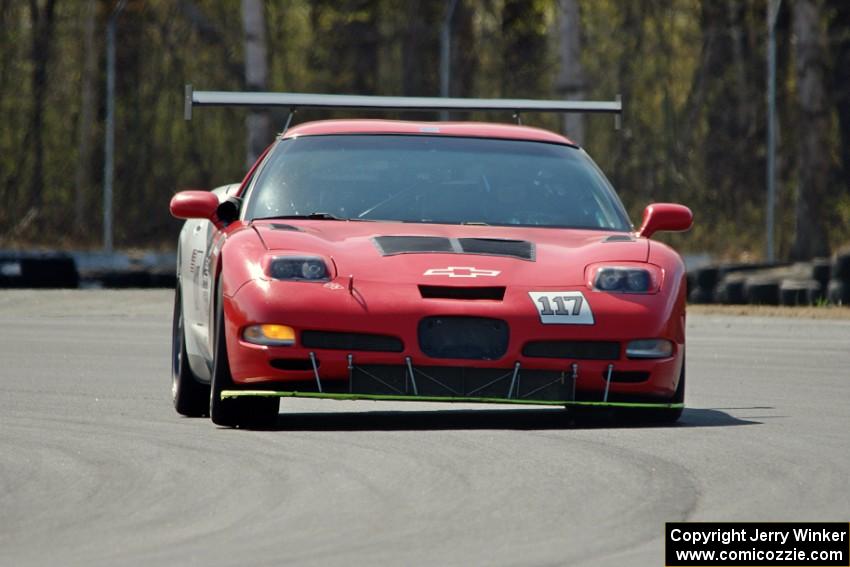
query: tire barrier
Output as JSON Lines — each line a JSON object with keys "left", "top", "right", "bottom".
{"left": 688, "top": 255, "right": 850, "bottom": 306}
{"left": 1, "top": 250, "right": 177, "bottom": 289}
{"left": 695, "top": 266, "right": 720, "bottom": 291}
{"left": 833, "top": 249, "right": 850, "bottom": 278}
{"left": 96, "top": 269, "right": 178, "bottom": 289}
{"left": 714, "top": 276, "right": 747, "bottom": 305}
{"left": 0, "top": 252, "right": 79, "bottom": 288}
{"left": 687, "top": 266, "right": 723, "bottom": 303}
{"left": 744, "top": 277, "right": 781, "bottom": 305}
{"left": 779, "top": 278, "right": 822, "bottom": 306}
{"left": 687, "top": 285, "right": 714, "bottom": 304}
{"left": 827, "top": 279, "right": 850, "bottom": 305}
{"left": 811, "top": 257, "right": 832, "bottom": 290}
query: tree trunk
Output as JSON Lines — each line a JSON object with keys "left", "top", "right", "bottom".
{"left": 28, "top": 0, "right": 57, "bottom": 214}
{"left": 177, "top": 0, "right": 244, "bottom": 82}
{"left": 791, "top": 0, "right": 831, "bottom": 259}
{"left": 555, "top": 0, "right": 585, "bottom": 145}
{"left": 501, "top": 0, "right": 548, "bottom": 99}
{"left": 75, "top": 0, "right": 97, "bottom": 234}
{"left": 827, "top": 0, "right": 850, "bottom": 193}
{"left": 451, "top": 0, "right": 476, "bottom": 100}
{"left": 241, "top": 0, "right": 270, "bottom": 167}
{"left": 401, "top": 0, "right": 424, "bottom": 98}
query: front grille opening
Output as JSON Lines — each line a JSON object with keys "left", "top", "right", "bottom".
{"left": 301, "top": 330, "right": 404, "bottom": 353}
{"left": 270, "top": 358, "right": 315, "bottom": 371}
{"left": 419, "top": 285, "right": 505, "bottom": 300}
{"left": 418, "top": 316, "right": 509, "bottom": 360}
{"left": 522, "top": 340, "right": 620, "bottom": 360}
{"left": 604, "top": 370, "right": 650, "bottom": 383}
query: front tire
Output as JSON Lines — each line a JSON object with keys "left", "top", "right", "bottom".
{"left": 644, "top": 363, "right": 685, "bottom": 423}
{"left": 172, "top": 286, "right": 210, "bottom": 417}
{"left": 618, "top": 356, "right": 685, "bottom": 425}
{"left": 209, "top": 279, "right": 278, "bottom": 427}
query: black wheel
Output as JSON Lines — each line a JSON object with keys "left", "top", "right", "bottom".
{"left": 832, "top": 250, "right": 850, "bottom": 281}
{"left": 209, "top": 279, "right": 278, "bottom": 427}
{"left": 687, "top": 285, "right": 713, "bottom": 304}
{"left": 828, "top": 279, "right": 849, "bottom": 305}
{"left": 745, "top": 278, "right": 780, "bottom": 305}
{"left": 647, "top": 361, "right": 685, "bottom": 423}
{"left": 172, "top": 286, "right": 210, "bottom": 417}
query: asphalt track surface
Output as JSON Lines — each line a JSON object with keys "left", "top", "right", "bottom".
{"left": 1, "top": 290, "right": 848, "bottom": 567}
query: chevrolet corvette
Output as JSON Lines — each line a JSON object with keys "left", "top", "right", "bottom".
{"left": 170, "top": 89, "right": 693, "bottom": 427}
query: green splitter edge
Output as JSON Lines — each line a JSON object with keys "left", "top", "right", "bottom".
{"left": 220, "top": 390, "right": 683, "bottom": 409}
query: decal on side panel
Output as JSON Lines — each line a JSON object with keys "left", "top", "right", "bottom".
{"left": 528, "top": 291, "right": 594, "bottom": 325}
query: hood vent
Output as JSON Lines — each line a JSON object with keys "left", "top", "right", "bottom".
{"left": 267, "top": 223, "right": 302, "bottom": 231}
{"left": 374, "top": 236, "right": 534, "bottom": 261}
{"left": 457, "top": 238, "right": 534, "bottom": 259}
{"left": 375, "top": 235, "right": 454, "bottom": 254}
{"left": 419, "top": 285, "right": 505, "bottom": 301}
{"left": 602, "top": 234, "right": 634, "bottom": 242}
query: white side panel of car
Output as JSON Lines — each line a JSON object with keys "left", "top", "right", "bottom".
{"left": 178, "top": 184, "right": 241, "bottom": 380}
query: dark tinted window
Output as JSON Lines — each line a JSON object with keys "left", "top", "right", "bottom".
{"left": 245, "top": 135, "right": 631, "bottom": 230}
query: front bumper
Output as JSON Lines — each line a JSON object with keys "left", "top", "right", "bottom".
{"left": 223, "top": 279, "right": 685, "bottom": 402}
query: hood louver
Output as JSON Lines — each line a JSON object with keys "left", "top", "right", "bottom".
{"left": 374, "top": 236, "right": 534, "bottom": 261}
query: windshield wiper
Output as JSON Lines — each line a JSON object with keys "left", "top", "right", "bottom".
{"left": 254, "top": 213, "right": 382, "bottom": 222}
{"left": 256, "top": 212, "right": 347, "bottom": 221}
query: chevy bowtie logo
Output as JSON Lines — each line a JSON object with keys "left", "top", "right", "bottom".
{"left": 423, "top": 266, "right": 501, "bottom": 278}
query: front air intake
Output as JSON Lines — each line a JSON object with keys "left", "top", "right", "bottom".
{"left": 301, "top": 331, "right": 404, "bottom": 353}
{"left": 522, "top": 340, "right": 620, "bottom": 360}
{"left": 418, "top": 316, "right": 509, "bottom": 360}
{"left": 419, "top": 285, "right": 505, "bottom": 300}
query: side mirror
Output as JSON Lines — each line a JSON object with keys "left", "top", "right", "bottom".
{"left": 637, "top": 203, "right": 693, "bottom": 239}
{"left": 170, "top": 190, "right": 219, "bottom": 222}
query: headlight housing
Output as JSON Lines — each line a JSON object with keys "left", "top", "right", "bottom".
{"left": 242, "top": 324, "right": 296, "bottom": 346}
{"left": 267, "top": 256, "right": 331, "bottom": 281}
{"left": 586, "top": 264, "right": 662, "bottom": 294}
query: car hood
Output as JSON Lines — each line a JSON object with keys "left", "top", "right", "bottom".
{"left": 251, "top": 220, "right": 647, "bottom": 286}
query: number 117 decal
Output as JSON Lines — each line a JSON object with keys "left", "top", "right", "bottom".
{"left": 528, "top": 291, "right": 595, "bottom": 325}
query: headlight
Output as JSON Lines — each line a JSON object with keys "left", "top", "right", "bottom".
{"left": 626, "top": 339, "right": 673, "bottom": 359}
{"left": 588, "top": 265, "right": 659, "bottom": 293}
{"left": 268, "top": 256, "right": 330, "bottom": 281}
{"left": 243, "top": 324, "right": 296, "bottom": 346}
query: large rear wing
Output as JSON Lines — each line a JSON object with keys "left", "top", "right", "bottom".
{"left": 184, "top": 84, "right": 622, "bottom": 127}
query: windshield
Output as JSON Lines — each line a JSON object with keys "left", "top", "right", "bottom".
{"left": 244, "top": 134, "right": 632, "bottom": 230}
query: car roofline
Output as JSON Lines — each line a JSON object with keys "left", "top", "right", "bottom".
{"left": 279, "top": 119, "right": 578, "bottom": 146}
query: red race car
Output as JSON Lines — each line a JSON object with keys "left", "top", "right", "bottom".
{"left": 170, "top": 88, "right": 692, "bottom": 427}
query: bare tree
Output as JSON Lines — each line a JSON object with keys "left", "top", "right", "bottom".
{"left": 555, "top": 0, "right": 585, "bottom": 145}
{"left": 177, "top": 0, "right": 244, "bottom": 81}
{"left": 28, "top": 0, "right": 57, "bottom": 214}
{"left": 501, "top": 1, "right": 548, "bottom": 99}
{"left": 75, "top": 0, "right": 97, "bottom": 233}
{"left": 241, "top": 0, "right": 271, "bottom": 167}
{"left": 792, "top": 0, "right": 831, "bottom": 259}
{"left": 827, "top": 0, "right": 850, "bottom": 192}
